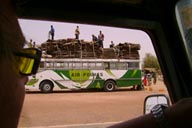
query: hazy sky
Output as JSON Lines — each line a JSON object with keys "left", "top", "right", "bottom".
{"left": 18, "top": 19, "right": 155, "bottom": 60}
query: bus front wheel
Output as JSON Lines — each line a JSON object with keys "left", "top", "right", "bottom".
{"left": 40, "top": 80, "right": 54, "bottom": 93}
{"left": 104, "top": 80, "right": 116, "bottom": 92}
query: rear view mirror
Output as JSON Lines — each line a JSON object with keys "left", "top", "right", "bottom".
{"left": 144, "top": 94, "right": 170, "bottom": 114}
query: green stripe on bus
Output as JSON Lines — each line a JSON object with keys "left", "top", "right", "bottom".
{"left": 52, "top": 79, "right": 67, "bottom": 89}
{"left": 26, "top": 78, "right": 39, "bottom": 86}
{"left": 105, "top": 69, "right": 116, "bottom": 77}
{"left": 87, "top": 74, "right": 104, "bottom": 89}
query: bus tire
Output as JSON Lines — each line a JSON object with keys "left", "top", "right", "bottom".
{"left": 40, "top": 80, "right": 54, "bottom": 93}
{"left": 104, "top": 80, "right": 116, "bottom": 92}
{"left": 136, "top": 84, "right": 144, "bottom": 91}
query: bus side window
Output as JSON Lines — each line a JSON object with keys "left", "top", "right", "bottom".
{"left": 45, "top": 62, "right": 53, "bottom": 69}
{"left": 75, "top": 62, "right": 82, "bottom": 69}
{"left": 104, "top": 62, "right": 110, "bottom": 69}
{"left": 54, "top": 62, "right": 65, "bottom": 69}
{"left": 128, "top": 62, "right": 139, "bottom": 69}
{"left": 39, "top": 61, "right": 44, "bottom": 68}
{"left": 110, "top": 63, "right": 116, "bottom": 69}
{"left": 118, "top": 62, "right": 128, "bottom": 70}
{"left": 63, "top": 62, "right": 68, "bottom": 69}
{"left": 69, "top": 63, "right": 73, "bottom": 69}
{"left": 54, "top": 62, "right": 59, "bottom": 69}
{"left": 96, "top": 63, "right": 103, "bottom": 70}
{"left": 82, "top": 63, "right": 89, "bottom": 69}
{"left": 89, "top": 62, "right": 95, "bottom": 70}
{"left": 124, "top": 63, "right": 128, "bottom": 70}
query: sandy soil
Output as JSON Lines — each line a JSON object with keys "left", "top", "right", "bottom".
{"left": 19, "top": 80, "right": 168, "bottom": 128}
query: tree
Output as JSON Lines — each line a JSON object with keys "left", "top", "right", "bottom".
{"left": 142, "top": 53, "right": 160, "bottom": 71}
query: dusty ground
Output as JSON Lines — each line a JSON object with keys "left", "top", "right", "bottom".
{"left": 19, "top": 80, "right": 168, "bottom": 128}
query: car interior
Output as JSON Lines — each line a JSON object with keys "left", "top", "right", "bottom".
{"left": 15, "top": 0, "right": 192, "bottom": 126}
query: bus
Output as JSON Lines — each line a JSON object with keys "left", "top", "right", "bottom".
{"left": 25, "top": 57, "right": 143, "bottom": 93}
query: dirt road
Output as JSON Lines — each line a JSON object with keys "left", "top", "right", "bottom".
{"left": 19, "top": 80, "right": 168, "bottom": 128}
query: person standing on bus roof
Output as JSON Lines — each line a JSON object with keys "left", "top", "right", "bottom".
{"left": 28, "top": 39, "right": 33, "bottom": 48}
{"left": 75, "top": 26, "right": 80, "bottom": 40}
{"left": 49, "top": 25, "right": 55, "bottom": 40}
{"left": 92, "top": 34, "right": 98, "bottom": 42}
{"left": 33, "top": 41, "right": 36, "bottom": 48}
{"left": 110, "top": 41, "right": 115, "bottom": 48}
{"left": 98, "top": 30, "right": 104, "bottom": 48}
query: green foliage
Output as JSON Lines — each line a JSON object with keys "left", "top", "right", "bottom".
{"left": 142, "top": 53, "right": 160, "bottom": 71}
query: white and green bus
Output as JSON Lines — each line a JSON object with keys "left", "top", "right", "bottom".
{"left": 25, "top": 58, "right": 143, "bottom": 93}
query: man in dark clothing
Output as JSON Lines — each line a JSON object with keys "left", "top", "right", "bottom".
{"left": 49, "top": 25, "right": 55, "bottom": 40}
{"left": 98, "top": 30, "right": 104, "bottom": 48}
{"left": 92, "top": 34, "right": 98, "bottom": 42}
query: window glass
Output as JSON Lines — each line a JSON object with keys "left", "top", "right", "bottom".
{"left": 104, "top": 62, "right": 110, "bottom": 69}
{"left": 62, "top": 63, "right": 68, "bottom": 69}
{"left": 176, "top": 0, "right": 192, "bottom": 66}
{"left": 95, "top": 63, "right": 103, "bottom": 70}
{"left": 54, "top": 62, "right": 65, "bottom": 68}
{"left": 39, "top": 61, "right": 44, "bottom": 68}
{"left": 110, "top": 63, "right": 116, "bottom": 69}
{"left": 118, "top": 63, "right": 128, "bottom": 70}
{"left": 45, "top": 62, "right": 53, "bottom": 68}
{"left": 128, "top": 62, "right": 139, "bottom": 69}
{"left": 68, "top": 62, "right": 73, "bottom": 69}
{"left": 82, "top": 63, "right": 89, "bottom": 69}
{"left": 89, "top": 62, "right": 96, "bottom": 69}
{"left": 19, "top": 19, "right": 167, "bottom": 128}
